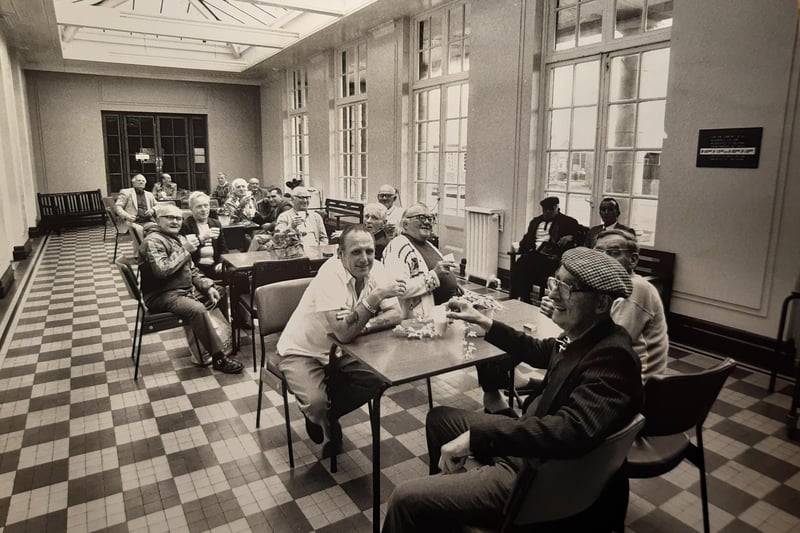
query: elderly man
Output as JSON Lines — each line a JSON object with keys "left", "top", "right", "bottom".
{"left": 277, "top": 225, "right": 405, "bottom": 449}
{"left": 248, "top": 178, "right": 267, "bottom": 204}
{"left": 382, "top": 203, "right": 459, "bottom": 319}
{"left": 510, "top": 196, "right": 583, "bottom": 303}
{"left": 180, "top": 191, "right": 228, "bottom": 279}
{"left": 138, "top": 204, "right": 243, "bottom": 373}
{"left": 212, "top": 172, "right": 230, "bottom": 200}
{"left": 377, "top": 184, "right": 403, "bottom": 237}
{"left": 223, "top": 178, "right": 257, "bottom": 223}
{"left": 363, "top": 202, "right": 391, "bottom": 260}
{"left": 153, "top": 173, "right": 178, "bottom": 201}
{"left": 585, "top": 197, "right": 635, "bottom": 248}
{"left": 382, "top": 248, "right": 643, "bottom": 532}
{"left": 275, "top": 186, "right": 328, "bottom": 246}
{"left": 115, "top": 174, "right": 156, "bottom": 232}
{"left": 254, "top": 186, "right": 292, "bottom": 231}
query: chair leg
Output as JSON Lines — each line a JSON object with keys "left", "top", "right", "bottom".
{"left": 134, "top": 318, "right": 145, "bottom": 380}
{"left": 256, "top": 375, "right": 265, "bottom": 429}
{"left": 426, "top": 377, "right": 433, "bottom": 410}
{"left": 282, "top": 382, "right": 295, "bottom": 468}
{"left": 251, "top": 327, "right": 257, "bottom": 373}
{"left": 692, "top": 427, "right": 711, "bottom": 533}
{"left": 113, "top": 233, "right": 120, "bottom": 263}
{"left": 131, "top": 305, "right": 142, "bottom": 362}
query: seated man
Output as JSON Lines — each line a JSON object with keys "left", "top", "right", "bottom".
{"left": 275, "top": 186, "right": 328, "bottom": 246}
{"left": 212, "top": 172, "right": 230, "bottom": 200}
{"left": 115, "top": 173, "right": 156, "bottom": 231}
{"left": 382, "top": 248, "right": 642, "bottom": 532}
{"left": 223, "top": 178, "right": 257, "bottom": 223}
{"left": 382, "top": 203, "right": 459, "bottom": 319}
{"left": 138, "top": 203, "right": 243, "bottom": 374}
{"left": 153, "top": 173, "right": 178, "bottom": 201}
{"left": 585, "top": 197, "right": 635, "bottom": 248}
{"left": 248, "top": 178, "right": 267, "bottom": 204}
{"left": 363, "top": 203, "right": 391, "bottom": 260}
{"left": 377, "top": 184, "right": 403, "bottom": 238}
{"left": 254, "top": 186, "right": 292, "bottom": 231}
{"left": 180, "top": 191, "right": 228, "bottom": 280}
{"left": 277, "top": 225, "right": 405, "bottom": 450}
{"left": 510, "top": 196, "right": 582, "bottom": 303}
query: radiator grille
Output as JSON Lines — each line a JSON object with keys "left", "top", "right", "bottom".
{"left": 464, "top": 207, "right": 503, "bottom": 283}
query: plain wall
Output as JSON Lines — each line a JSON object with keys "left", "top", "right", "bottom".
{"left": 26, "top": 72, "right": 262, "bottom": 195}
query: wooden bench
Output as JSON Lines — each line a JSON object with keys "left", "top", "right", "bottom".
{"left": 322, "top": 198, "right": 364, "bottom": 234}
{"left": 635, "top": 247, "right": 676, "bottom": 314}
{"left": 37, "top": 189, "right": 107, "bottom": 234}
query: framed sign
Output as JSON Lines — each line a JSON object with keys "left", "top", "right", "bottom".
{"left": 696, "top": 127, "right": 762, "bottom": 168}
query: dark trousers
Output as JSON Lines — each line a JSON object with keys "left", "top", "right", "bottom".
{"left": 147, "top": 286, "right": 228, "bottom": 356}
{"left": 509, "top": 252, "right": 559, "bottom": 303}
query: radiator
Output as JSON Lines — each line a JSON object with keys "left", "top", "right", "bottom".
{"left": 464, "top": 207, "right": 504, "bottom": 283}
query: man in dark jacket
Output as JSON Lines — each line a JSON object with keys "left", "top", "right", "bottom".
{"left": 180, "top": 191, "right": 228, "bottom": 280}
{"left": 139, "top": 203, "right": 243, "bottom": 374}
{"left": 382, "top": 248, "right": 643, "bottom": 532}
{"left": 254, "top": 186, "right": 293, "bottom": 231}
{"left": 510, "top": 196, "right": 583, "bottom": 303}
{"left": 585, "top": 197, "right": 636, "bottom": 248}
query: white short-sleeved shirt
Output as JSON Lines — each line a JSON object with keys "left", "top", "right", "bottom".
{"left": 277, "top": 258, "right": 398, "bottom": 362}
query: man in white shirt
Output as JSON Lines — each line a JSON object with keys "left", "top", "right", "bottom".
{"left": 277, "top": 225, "right": 406, "bottom": 450}
{"left": 275, "top": 186, "right": 328, "bottom": 247}
{"left": 377, "top": 184, "right": 403, "bottom": 238}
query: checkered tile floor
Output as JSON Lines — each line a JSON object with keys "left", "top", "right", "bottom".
{"left": 0, "top": 225, "right": 799, "bottom": 532}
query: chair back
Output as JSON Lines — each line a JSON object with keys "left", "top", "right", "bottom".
{"left": 255, "top": 278, "right": 312, "bottom": 336}
{"left": 115, "top": 257, "right": 143, "bottom": 304}
{"left": 641, "top": 358, "right": 736, "bottom": 437}
{"left": 507, "top": 414, "right": 646, "bottom": 526}
{"left": 251, "top": 257, "right": 311, "bottom": 297}
{"left": 103, "top": 197, "right": 127, "bottom": 234}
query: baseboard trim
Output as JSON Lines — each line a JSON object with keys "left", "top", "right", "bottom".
{"left": 28, "top": 226, "right": 44, "bottom": 239}
{"left": 0, "top": 264, "right": 13, "bottom": 299}
{"left": 13, "top": 239, "right": 32, "bottom": 261}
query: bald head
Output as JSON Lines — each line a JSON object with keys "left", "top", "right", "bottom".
{"left": 377, "top": 185, "right": 397, "bottom": 208}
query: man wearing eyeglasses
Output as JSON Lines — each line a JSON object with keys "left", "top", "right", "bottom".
{"left": 382, "top": 248, "right": 642, "bottom": 532}
{"left": 275, "top": 186, "right": 328, "bottom": 246}
{"left": 382, "top": 203, "right": 459, "bottom": 320}
{"left": 138, "top": 204, "right": 243, "bottom": 374}
{"left": 377, "top": 184, "right": 403, "bottom": 237}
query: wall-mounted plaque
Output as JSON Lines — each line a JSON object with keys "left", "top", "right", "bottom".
{"left": 696, "top": 127, "right": 762, "bottom": 168}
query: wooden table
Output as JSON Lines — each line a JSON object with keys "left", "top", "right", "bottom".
{"left": 221, "top": 244, "right": 338, "bottom": 273}
{"left": 330, "top": 298, "right": 560, "bottom": 532}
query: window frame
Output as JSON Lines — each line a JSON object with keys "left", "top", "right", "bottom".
{"left": 287, "top": 67, "right": 310, "bottom": 187}
{"left": 335, "top": 40, "right": 368, "bottom": 201}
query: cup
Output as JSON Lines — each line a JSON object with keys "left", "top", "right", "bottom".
{"left": 210, "top": 227, "right": 221, "bottom": 239}
{"left": 431, "top": 305, "right": 448, "bottom": 336}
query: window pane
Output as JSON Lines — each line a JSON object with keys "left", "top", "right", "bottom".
{"left": 431, "top": 46, "right": 443, "bottom": 78}
{"left": 548, "top": 152, "right": 569, "bottom": 190}
{"left": 551, "top": 65, "right": 573, "bottom": 108}
{"left": 458, "top": 153, "right": 467, "bottom": 184}
{"left": 609, "top": 55, "right": 639, "bottom": 101}
{"left": 446, "top": 119, "right": 459, "bottom": 150}
{"left": 429, "top": 122, "right": 440, "bottom": 150}
{"left": 431, "top": 14, "right": 443, "bottom": 77}
{"left": 566, "top": 193, "right": 591, "bottom": 225}
{"left": 461, "top": 84, "right": 469, "bottom": 115}
{"left": 430, "top": 88, "right": 441, "bottom": 118}
{"left": 639, "top": 48, "right": 670, "bottom": 99}
{"left": 607, "top": 104, "right": 635, "bottom": 148}
{"left": 571, "top": 106, "right": 597, "bottom": 149}
{"left": 646, "top": 0, "right": 673, "bottom": 31}
{"left": 604, "top": 151, "right": 633, "bottom": 193}
{"left": 615, "top": 0, "right": 643, "bottom": 38}
{"left": 636, "top": 100, "right": 665, "bottom": 148}
{"left": 463, "top": 39, "right": 470, "bottom": 71}
{"left": 630, "top": 198, "right": 658, "bottom": 245}
{"left": 449, "top": 42, "right": 463, "bottom": 74}
{"left": 417, "top": 124, "right": 427, "bottom": 151}
{"left": 549, "top": 109, "right": 571, "bottom": 149}
{"left": 443, "top": 184, "right": 459, "bottom": 215}
{"left": 557, "top": 0, "right": 577, "bottom": 6}
{"left": 417, "top": 92, "right": 427, "bottom": 120}
{"left": 612, "top": 197, "right": 632, "bottom": 226}
{"left": 449, "top": 6, "right": 463, "bottom": 41}
{"left": 555, "top": 7, "right": 577, "bottom": 51}
{"left": 459, "top": 120, "right": 468, "bottom": 151}
{"left": 419, "top": 51, "right": 429, "bottom": 79}
{"left": 446, "top": 85, "right": 461, "bottom": 118}
{"left": 416, "top": 182, "right": 439, "bottom": 209}
{"left": 633, "top": 151, "right": 661, "bottom": 196}
{"left": 416, "top": 154, "right": 427, "bottom": 179}
{"left": 573, "top": 60, "right": 599, "bottom": 106}
{"left": 578, "top": 1, "right": 602, "bottom": 47}
{"left": 419, "top": 19, "right": 429, "bottom": 50}
{"left": 569, "top": 151, "right": 594, "bottom": 193}
{"left": 428, "top": 153, "right": 439, "bottom": 179}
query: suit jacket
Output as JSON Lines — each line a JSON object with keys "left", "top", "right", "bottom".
{"left": 180, "top": 216, "right": 228, "bottom": 267}
{"left": 585, "top": 222, "right": 635, "bottom": 248}
{"left": 468, "top": 318, "right": 643, "bottom": 460}
{"left": 518, "top": 212, "right": 583, "bottom": 256}
{"left": 114, "top": 188, "right": 156, "bottom": 233}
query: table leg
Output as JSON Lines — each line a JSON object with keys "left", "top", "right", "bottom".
{"left": 371, "top": 391, "right": 383, "bottom": 533}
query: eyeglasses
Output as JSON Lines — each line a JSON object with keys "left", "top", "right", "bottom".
{"left": 377, "top": 193, "right": 395, "bottom": 199}
{"left": 407, "top": 214, "right": 436, "bottom": 224}
{"left": 294, "top": 195, "right": 311, "bottom": 200}
{"left": 546, "top": 276, "right": 595, "bottom": 301}
{"left": 595, "top": 247, "right": 631, "bottom": 258}
{"left": 159, "top": 215, "right": 182, "bottom": 222}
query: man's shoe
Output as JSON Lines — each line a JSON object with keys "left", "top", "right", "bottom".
{"left": 212, "top": 355, "right": 243, "bottom": 374}
{"left": 304, "top": 415, "right": 324, "bottom": 444}
{"left": 190, "top": 351, "right": 213, "bottom": 368}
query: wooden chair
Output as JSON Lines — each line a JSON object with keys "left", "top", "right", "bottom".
{"left": 625, "top": 358, "right": 737, "bottom": 533}
{"left": 254, "top": 278, "right": 313, "bottom": 468}
{"left": 115, "top": 257, "right": 188, "bottom": 380}
{"left": 103, "top": 196, "right": 128, "bottom": 263}
{"left": 235, "top": 257, "right": 311, "bottom": 371}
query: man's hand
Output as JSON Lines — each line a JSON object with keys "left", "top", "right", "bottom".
{"left": 207, "top": 286, "right": 220, "bottom": 305}
{"left": 557, "top": 235, "right": 574, "bottom": 247}
{"left": 183, "top": 234, "right": 200, "bottom": 252}
{"left": 438, "top": 431, "right": 471, "bottom": 474}
{"left": 433, "top": 260, "right": 458, "bottom": 277}
{"left": 199, "top": 228, "right": 215, "bottom": 242}
{"left": 446, "top": 299, "right": 492, "bottom": 331}
{"left": 376, "top": 278, "right": 407, "bottom": 300}
{"left": 539, "top": 295, "right": 556, "bottom": 318}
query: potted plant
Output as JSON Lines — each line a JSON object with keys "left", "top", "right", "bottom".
{"left": 271, "top": 227, "right": 304, "bottom": 258}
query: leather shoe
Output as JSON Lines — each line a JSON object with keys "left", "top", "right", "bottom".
{"left": 304, "top": 415, "right": 324, "bottom": 444}
{"left": 212, "top": 355, "right": 243, "bottom": 374}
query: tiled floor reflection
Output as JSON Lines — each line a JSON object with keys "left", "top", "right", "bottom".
{"left": 0, "top": 226, "right": 798, "bottom": 532}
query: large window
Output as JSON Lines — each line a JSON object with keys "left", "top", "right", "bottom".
{"left": 336, "top": 43, "right": 368, "bottom": 201}
{"left": 412, "top": 1, "right": 470, "bottom": 219}
{"left": 287, "top": 68, "right": 309, "bottom": 186}
{"left": 542, "top": 0, "right": 671, "bottom": 245}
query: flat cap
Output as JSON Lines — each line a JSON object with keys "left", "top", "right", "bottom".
{"left": 561, "top": 247, "right": 632, "bottom": 299}
{"left": 540, "top": 196, "right": 559, "bottom": 208}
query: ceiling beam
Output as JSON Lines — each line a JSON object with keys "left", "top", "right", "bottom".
{"left": 54, "top": 4, "right": 300, "bottom": 48}
{"left": 234, "top": 0, "right": 347, "bottom": 17}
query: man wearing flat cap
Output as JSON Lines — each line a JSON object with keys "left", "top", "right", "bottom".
{"left": 510, "top": 196, "right": 583, "bottom": 303}
{"left": 383, "top": 248, "right": 643, "bottom": 532}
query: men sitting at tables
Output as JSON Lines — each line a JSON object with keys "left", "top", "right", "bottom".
{"left": 223, "top": 178, "right": 257, "bottom": 223}
{"left": 212, "top": 172, "right": 230, "bottom": 200}
{"left": 585, "top": 197, "right": 635, "bottom": 248}
{"left": 377, "top": 184, "right": 403, "bottom": 237}
{"left": 382, "top": 203, "right": 459, "bottom": 319}
{"left": 275, "top": 186, "right": 328, "bottom": 246}
{"left": 510, "top": 196, "right": 582, "bottom": 303}
{"left": 248, "top": 178, "right": 267, "bottom": 204}
{"left": 363, "top": 203, "right": 391, "bottom": 260}
{"left": 277, "top": 224, "right": 406, "bottom": 450}
{"left": 382, "top": 248, "right": 642, "bottom": 532}
{"left": 115, "top": 173, "right": 156, "bottom": 231}
{"left": 255, "top": 186, "right": 292, "bottom": 231}
{"left": 138, "top": 203, "right": 243, "bottom": 374}
{"left": 180, "top": 191, "right": 228, "bottom": 280}
{"left": 153, "top": 172, "right": 178, "bottom": 201}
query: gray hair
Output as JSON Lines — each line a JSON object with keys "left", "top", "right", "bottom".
{"left": 231, "top": 178, "right": 248, "bottom": 189}
{"left": 188, "top": 191, "right": 210, "bottom": 208}
{"left": 364, "top": 203, "right": 387, "bottom": 220}
{"left": 596, "top": 228, "right": 639, "bottom": 254}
